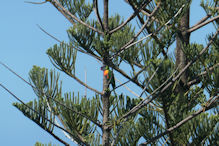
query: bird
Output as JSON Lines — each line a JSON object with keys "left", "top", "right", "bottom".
{"left": 103, "top": 66, "right": 115, "bottom": 89}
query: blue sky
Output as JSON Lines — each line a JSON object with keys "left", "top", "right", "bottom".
{"left": 0, "top": 0, "right": 215, "bottom": 146}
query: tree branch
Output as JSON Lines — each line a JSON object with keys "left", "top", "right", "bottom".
{"left": 47, "top": 128, "right": 70, "bottom": 146}
{"left": 117, "top": 66, "right": 179, "bottom": 124}
{"left": 37, "top": 24, "right": 103, "bottom": 62}
{"left": 0, "top": 61, "right": 103, "bottom": 128}
{"left": 187, "top": 15, "right": 219, "bottom": 33}
{"left": 49, "top": 0, "right": 104, "bottom": 35}
{"left": 126, "top": 1, "right": 167, "bottom": 57}
{"left": 0, "top": 83, "right": 89, "bottom": 146}
{"left": 36, "top": 24, "right": 103, "bottom": 95}
{"left": 24, "top": 1, "right": 47, "bottom": 4}
{"left": 49, "top": 0, "right": 76, "bottom": 25}
{"left": 136, "top": 29, "right": 219, "bottom": 118}
{"left": 193, "top": 14, "right": 211, "bottom": 26}
{"left": 112, "top": 64, "right": 149, "bottom": 92}
{"left": 111, "top": 2, "right": 161, "bottom": 59}
{"left": 109, "top": 0, "right": 152, "bottom": 34}
{"left": 187, "top": 63, "right": 219, "bottom": 87}
{"left": 111, "top": 61, "right": 155, "bottom": 96}
{"left": 119, "top": 28, "right": 218, "bottom": 122}
{"left": 93, "top": 0, "right": 104, "bottom": 31}
{"left": 111, "top": 3, "right": 186, "bottom": 60}
{"left": 139, "top": 94, "right": 219, "bottom": 145}
{"left": 64, "top": 70, "right": 103, "bottom": 95}
{"left": 37, "top": 24, "right": 62, "bottom": 43}
{"left": 111, "top": 64, "right": 145, "bottom": 89}
{"left": 45, "top": 96, "right": 78, "bottom": 144}
{"left": 115, "top": 78, "right": 139, "bottom": 97}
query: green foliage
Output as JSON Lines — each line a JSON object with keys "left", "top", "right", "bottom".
{"left": 57, "top": 93, "right": 101, "bottom": 144}
{"left": 47, "top": 42, "right": 77, "bottom": 74}
{"left": 35, "top": 142, "right": 58, "bottom": 146}
{"left": 137, "top": 105, "right": 164, "bottom": 145}
{"left": 67, "top": 21, "right": 99, "bottom": 55}
{"left": 190, "top": 113, "right": 219, "bottom": 145}
{"left": 13, "top": 98, "right": 55, "bottom": 133}
{"left": 109, "top": 95, "right": 143, "bottom": 145}
{"left": 12, "top": 0, "right": 218, "bottom": 145}
{"left": 201, "top": 0, "right": 219, "bottom": 28}
{"left": 58, "top": 0, "right": 93, "bottom": 21}
{"left": 201, "top": 0, "right": 219, "bottom": 16}
{"left": 67, "top": 14, "right": 140, "bottom": 66}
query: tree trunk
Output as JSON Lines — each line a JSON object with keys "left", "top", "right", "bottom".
{"left": 173, "top": 5, "right": 190, "bottom": 145}
{"left": 102, "top": 0, "right": 110, "bottom": 145}
{"left": 175, "top": 8, "right": 190, "bottom": 86}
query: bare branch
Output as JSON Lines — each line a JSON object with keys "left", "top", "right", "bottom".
{"left": 84, "top": 67, "right": 87, "bottom": 97}
{"left": 93, "top": 0, "right": 104, "bottom": 31}
{"left": 50, "top": 0, "right": 104, "bottom": 35}
{"left": 24, "top": 1, "right": 47, "bottom": 4}
{"left": 65, "top": 70, "right": 102, "bottom": 95}
{"left": 109, "top": 0, "right": 152, "bottom": 34}
{"left": 37, "top": 24, "right": 62, "bottom": 43}
{"left": 193, "top": 14, "right": 211, "bottom": 26}
{"left": 111, "top": 62, "right": 151, "bottom": 91}
{"left": 139, "top": 94, "right": 219, "bottom": 145}
{"left": 187, "top": 15, "right": 219, "bottom": 33}
{"left": 110, "top": 59, "right": 161, "bottom": 96}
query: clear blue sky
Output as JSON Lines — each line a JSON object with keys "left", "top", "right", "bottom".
{"left": 0, "top": 0, "right": 215, "bottom": 146}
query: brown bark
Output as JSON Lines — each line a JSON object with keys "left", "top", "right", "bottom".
{"left": 175, "top": 8, "right": 190, "bottom": 86}
{"left": 102, "top": 0, "right": 110, "bottom": 145}
{"left": 173, "top": 6, "right": 191, "bottom": 145}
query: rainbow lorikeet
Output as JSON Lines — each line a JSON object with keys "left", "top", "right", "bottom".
{"left": 101, "top": 66, "right": 115, "bottom": 89}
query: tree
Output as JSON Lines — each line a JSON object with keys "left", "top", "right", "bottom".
{"left": 1, "top": 0, "right": 218, "bottom": 145}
